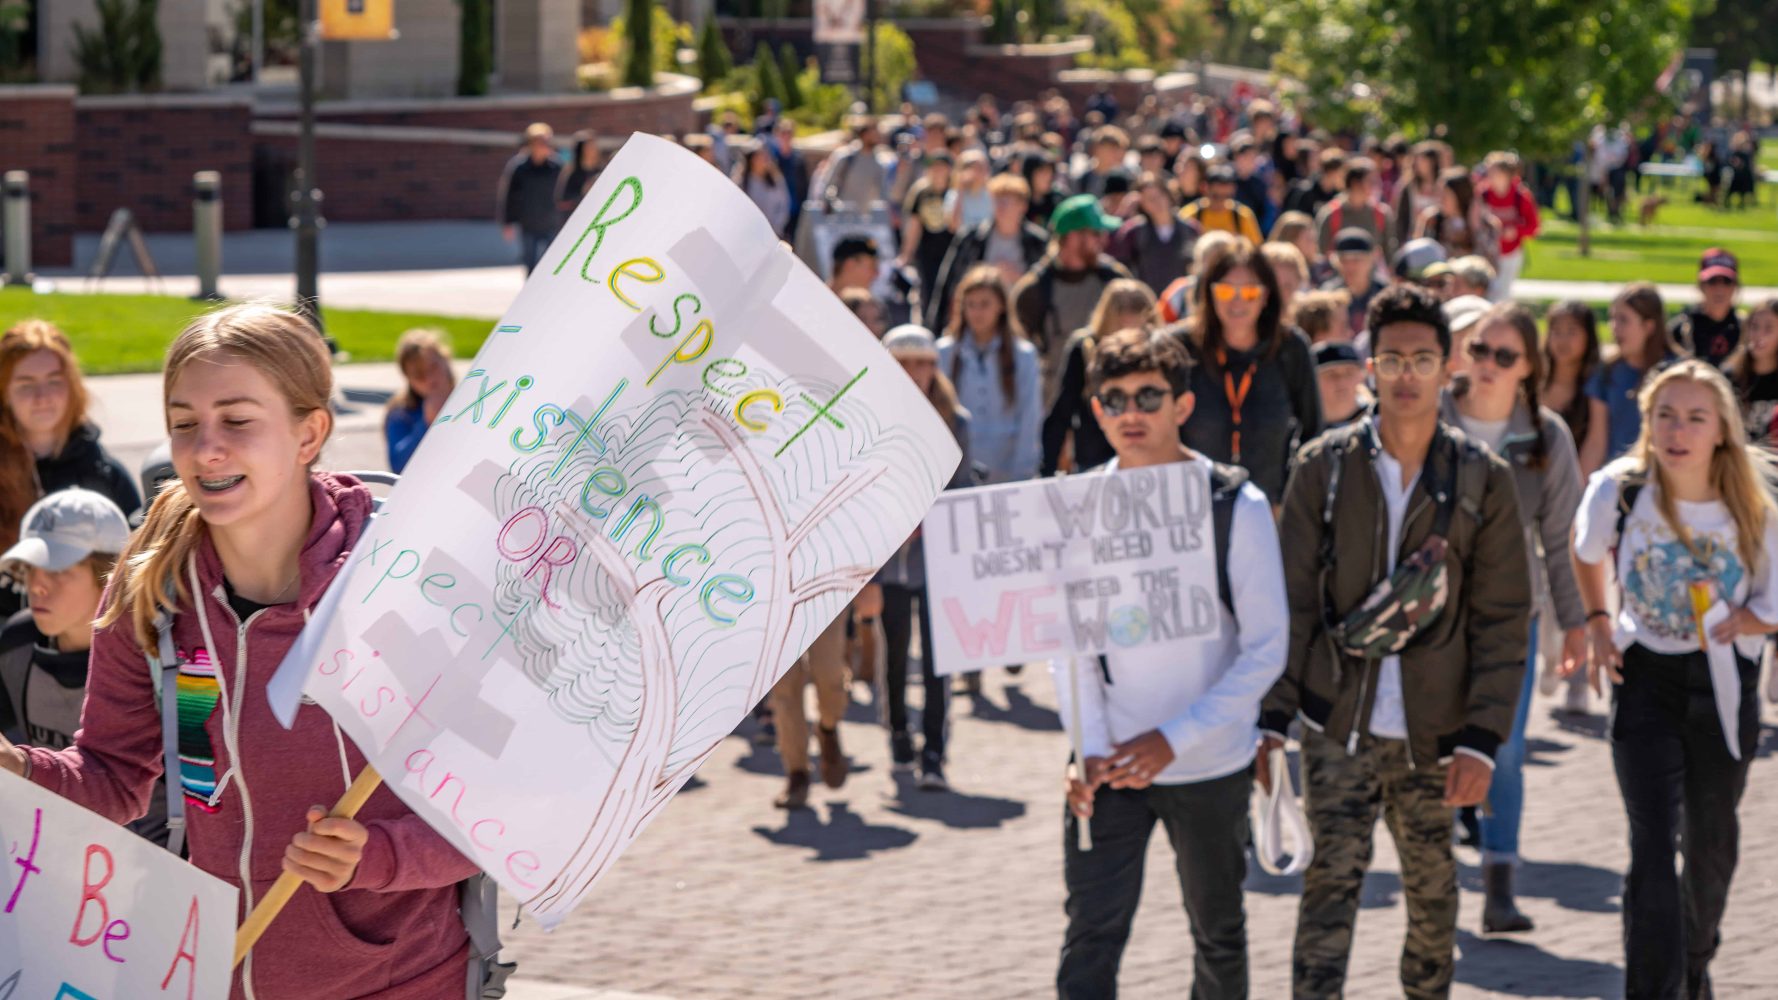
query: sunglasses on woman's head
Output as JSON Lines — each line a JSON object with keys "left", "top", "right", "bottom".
{"left": 1465, "top": 341, "right": 1522, "bottom": 368}
{"left": 1096, "top": 386, "right": 1171, "bottom": 416}
{"left": 1212, "top": 282, "right": 1265, "bottom": 303}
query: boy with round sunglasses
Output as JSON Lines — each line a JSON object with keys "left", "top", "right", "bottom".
{"left": 1055, "top": 327, "right": 1287, "bottom": 999}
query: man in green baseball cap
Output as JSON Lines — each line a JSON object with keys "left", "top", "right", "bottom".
{"left": 1048, "top": 193, "right": 1123, "bottom": 238}
{"left": 1013, "top": 194, "right": 1132, "bottom": 413}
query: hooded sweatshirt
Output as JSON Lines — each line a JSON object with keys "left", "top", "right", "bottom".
{"left": 25, "top": 473, "right": 478, "bottom": 999}
{"left": 0, "top": 423, "right": 143, "bottom": 618}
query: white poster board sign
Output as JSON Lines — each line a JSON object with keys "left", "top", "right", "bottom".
{"left": 0, "top": 770, "right": 236, "bottom": 999}
{"left": 268, "top": 133, "right": 960, "bottom": 928}
{"left": 922, "top": 462, "right": 1221, "bottom": 675}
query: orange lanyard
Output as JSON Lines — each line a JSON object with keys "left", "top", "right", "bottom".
{"left": 1218, "top": 349, "right": 1254, "bottom": 463}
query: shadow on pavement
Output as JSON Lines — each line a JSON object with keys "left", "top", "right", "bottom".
{"left": 733, "top": 739, "right": 783, "bottom": 776}
{"left": 1456, "top": 858, "right": 1621, "bottom": 914}
{"left": 751, "top": 802, "right": 918, "bottom": 861}
{"left": 883, "top": 774, "right": 1027, "bottom": 829}
{"left": 1456, "top": 930, "right": 1623, "bottom": 997}
{"left": 1548, "top": 709, "right": 1608, "bottom": 741}
{"left": 1523, "top": 735, "right": 1576, "bottom": 767}
{"left": 964, "top": 684, "right": 1064, "bottom": 732}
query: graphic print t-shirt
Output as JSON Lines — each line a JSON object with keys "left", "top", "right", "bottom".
{"left": 1573, "top": 464, "right": 1778, "bottom": 660}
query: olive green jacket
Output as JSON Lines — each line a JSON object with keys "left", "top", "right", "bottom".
{"left": 1259, "top": 418, "right": 1531, "bottom": 766}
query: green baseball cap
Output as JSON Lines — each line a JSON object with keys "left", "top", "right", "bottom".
{"left": 1048, "top": 194, "right": 1122, "bottom": 237}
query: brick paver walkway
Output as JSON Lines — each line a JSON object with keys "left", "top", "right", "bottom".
{"left": 497, "top": 667, "right": 1777, "bottom": 999}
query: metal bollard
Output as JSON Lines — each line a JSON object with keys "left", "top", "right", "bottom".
{"left": 2, "top": 171, "right": 30, "bottom": 285}
{"left": 192, "top": 171, "right": 223, "bottom": 300}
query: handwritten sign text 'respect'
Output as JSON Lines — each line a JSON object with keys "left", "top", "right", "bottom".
{"left": 921, "top": 462, "right": 1222, "bottom": 675}
{"left": 0, "top": 770, "right": 235, "bottom": 1000}
{"left": 268, "top": 133, "right": 960, "bottom": 928}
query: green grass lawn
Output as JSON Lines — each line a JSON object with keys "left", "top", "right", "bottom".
{"left": 1523, "top": 189, "right": 1778, "bottom": 286}
{"left": 0, "top": 289, "right": 496, "bottom": 375}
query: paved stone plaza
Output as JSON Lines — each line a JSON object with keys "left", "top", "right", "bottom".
{"left": 86, "top": 367, "right": 1777, "bottom": 1000}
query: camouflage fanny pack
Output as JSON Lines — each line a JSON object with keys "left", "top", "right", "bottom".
{"left": 1319, "top": 430, "right": 1459, "bottom": 661}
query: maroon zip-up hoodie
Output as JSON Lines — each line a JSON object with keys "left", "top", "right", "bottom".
{"left": 26, "top": 473, "right": 477, "bottom": 998}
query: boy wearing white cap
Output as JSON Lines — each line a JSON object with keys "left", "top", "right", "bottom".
{"left": 0, "top": 489, "right": 165, "bottom": 843}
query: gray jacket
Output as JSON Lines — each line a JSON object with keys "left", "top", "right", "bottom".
{"left": 1440, "top": 387, "right": 1586, "bottom": 631}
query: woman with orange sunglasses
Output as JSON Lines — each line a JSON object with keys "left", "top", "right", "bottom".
{"left": 1172, "top": 238, "right": 1323, "bottom": 504}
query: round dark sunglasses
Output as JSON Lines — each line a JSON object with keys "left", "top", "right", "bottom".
{"left": 1097, "top": 386, "right": 1170, "bottom": 416}
{"left": 1466, "top": 341, "right": 1522, "bottom": 368}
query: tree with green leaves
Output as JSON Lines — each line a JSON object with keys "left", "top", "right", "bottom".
{"left": 752, "top": 41, "right": 785, "bottom": 107}
{"left": 778, "top": 43, "right": 804, "bottom": 108}
{"left": 69, "top": 0, "right": 162, "bottom": 93}
{"left": 1235, "top": 0, "right": 1696, "bottom": 160}
{"left": 620, "top": 0, "right": 655, "bottom": 87}
{"left": 869, "top": 23, "right": 917, "bottom": 112}
{"left": 696, "top": 17, "right": 733, "bottom": 88}
{"left": 458, "top": 0, "right": 492, "bottom": 96}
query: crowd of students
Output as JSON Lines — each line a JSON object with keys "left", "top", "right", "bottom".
{"left": 0, "top": 85, "right": 1769, "bottom": 1000}
{"left": 703, "top": 91, "right": 1775, "bottom": 1000}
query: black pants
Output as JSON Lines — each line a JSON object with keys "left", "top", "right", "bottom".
{"left": 1611, "top": 643, "right": 1757, "bottom": 999}
{"left": 1058, "top": 767, "right": 1252, "bottom": 1000}
{"left": 881, "top": 584, "right": 947, "bottom": 761}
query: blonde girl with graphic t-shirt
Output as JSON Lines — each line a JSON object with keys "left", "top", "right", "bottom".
{"left": 1570, "top": 359, "right": 1778, "bottom": 999}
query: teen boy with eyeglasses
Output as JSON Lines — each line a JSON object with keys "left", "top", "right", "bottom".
{"left": 1259, "top": 284, "right": 1530, "bottom": 999}
{"left": 1054, "top": 327, "right": 1288, "bottom": 999}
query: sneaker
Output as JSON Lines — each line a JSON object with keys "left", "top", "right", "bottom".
{"left": 774, "top": 770, "right": 811, "bottom": 809}
{"left": 890, "top": 732, "right": 916, "bottom": 773}
{"left": 817, "top": 725, "right": 849, "bottom": 789}
{"left": 918, "top": 759, "right": 949, "bottom": 792}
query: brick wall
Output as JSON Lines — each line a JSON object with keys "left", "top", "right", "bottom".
{"left": 73, "top": 96, "right": 255, "bottom": 234}
{"left": 252, "top": 126, "right": 517, "bottom": 224}
{"left": 255, "top": 77, "right": 702, "bottom": 142}
{"left": 715, "top": 18, "right": 1097, "bottom": 101}
{"left": 0, "top": 86, "right": 79, "bottom": 268}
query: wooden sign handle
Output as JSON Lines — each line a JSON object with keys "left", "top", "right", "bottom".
{"left": 233, "top": 766, "right": 384, "bottom": 967}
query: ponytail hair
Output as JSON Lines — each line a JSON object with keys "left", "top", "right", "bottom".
{"left": 98, "top": 305, "right": 335, "bottom": 653}
{"left": 1629, "top": 359, "right": 1777, "bottom": 575}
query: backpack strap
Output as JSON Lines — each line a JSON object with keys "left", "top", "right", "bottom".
{"left": 146, "top": 583, "right": 186, "bottom": 859}
{"left": 461, "top": 873, "right": 516, "bottom": 998}
{"left": 1208, "top": 461, "right": 1248, "bottom": 624}
{"left": 1610, "top": 474, "right": 1646, "bottom": 567}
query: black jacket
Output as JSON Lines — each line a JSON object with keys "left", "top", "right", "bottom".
{"left": 1167, "top": 324, "right": 1324, "bottom": 504}
{"left": 36, "top": 422, "right": 140, "bottom": 518}
{"left": 496, "top": 151, "right": 565, "bottom": 235}
{"left": 0, "top": 424, "right": 140, "bottom": 620}
{"left": 926, "top": 220, "right": 1050, "bottom": 331}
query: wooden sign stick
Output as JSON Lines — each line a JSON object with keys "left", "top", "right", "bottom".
{"left": 233, "top": 766, "right": 385, "bottom": 967}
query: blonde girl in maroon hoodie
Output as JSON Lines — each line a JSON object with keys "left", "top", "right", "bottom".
{"left": 0, "top": 305, "right": 478, "bottom": 998}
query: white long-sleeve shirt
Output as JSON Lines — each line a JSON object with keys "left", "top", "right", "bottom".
{"left": 1051, "top": 455, "right": 1290, "bottom": 784}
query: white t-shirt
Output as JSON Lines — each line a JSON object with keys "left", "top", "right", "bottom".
{"left": 1367, "top": 448, "right": 1419, "bottom": 740}
{"left": 1573, "top": 462, "right": 1778, "bottom": 660}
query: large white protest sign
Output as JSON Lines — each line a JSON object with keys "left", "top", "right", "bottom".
{"left": 267, "top": 133, "right": 960, "bottom": 928}
{"left": 0, "top": 770, "right": 235, "bottom": 999}
{"left": 922, "top": 462, "right": 1221, "bottom": 675}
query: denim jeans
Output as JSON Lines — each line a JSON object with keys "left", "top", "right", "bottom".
{"left": 1480, "top": 615, "right": 1538, "bottom": 861}
{"left": 1611, "top": 642, "right": 1756, "bottom": 999}
{"left": 519, "top": 230, "right": 553, "bottom": 274}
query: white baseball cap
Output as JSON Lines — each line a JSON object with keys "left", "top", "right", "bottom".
{"left": 2, "top": 489, "right": 131, "bottom": 571}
